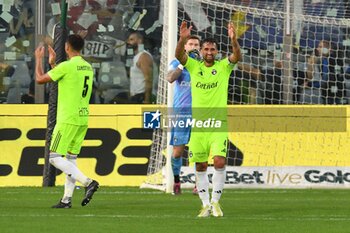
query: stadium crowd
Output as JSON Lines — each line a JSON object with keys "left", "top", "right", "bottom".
{"left": 0, "top": 0, "right": 349, "bottom": 104}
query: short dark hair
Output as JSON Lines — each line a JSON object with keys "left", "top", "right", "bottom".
{"left": 186, "top": 35, "right": 201, "bottom": 43}
{"left": 67, "top": 34, "right": 84, "bottom": 52}
{"left": 128, "top": 31, "right": 144, "bottom": 42}
{"left": 200, "top": 38, "right": 218, "bottom": 48}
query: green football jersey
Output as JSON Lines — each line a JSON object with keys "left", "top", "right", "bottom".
{"left": 185, "top": 57, "right": 236, "bottom": 127}
{"left": 48, "top": 56, "right": 93, "bottom": 125}
{"left": 185, "top": 57, "right": 235, "bottom": 108}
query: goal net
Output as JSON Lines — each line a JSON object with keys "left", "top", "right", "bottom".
{"left": 141, "top": 0, "right": 350, "bottom": 191}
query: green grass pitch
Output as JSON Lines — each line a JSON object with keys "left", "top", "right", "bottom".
{"left": 0, "top": 187, "right": 349, "bottom": 233}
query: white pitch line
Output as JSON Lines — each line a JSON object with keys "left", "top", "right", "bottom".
{"left": 0, "top": 213, "right": 349, "bottom": 221}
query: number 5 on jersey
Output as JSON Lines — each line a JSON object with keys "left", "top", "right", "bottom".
{"left": 82, "top": 76, "right": 89, "bottom": 98}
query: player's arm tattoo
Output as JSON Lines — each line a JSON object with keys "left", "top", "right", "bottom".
{"left": 166, "top": 66, "right": 183, "bottom": 83}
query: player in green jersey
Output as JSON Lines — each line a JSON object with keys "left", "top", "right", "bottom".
{"left": 35, "top": 34, "right": 99, "bottom": 208}
{"left": 175, "top": 21, "right": 241, "bottom": 217}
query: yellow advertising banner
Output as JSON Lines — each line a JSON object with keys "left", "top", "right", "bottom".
{"left": 0, "top": 105, "right": 152, "bottom": 187}
{"left": 0, "top": 105, "right": 349, "bottom": 187}
{"left": 228, "top": 106, "right": 350, "bottom": 166}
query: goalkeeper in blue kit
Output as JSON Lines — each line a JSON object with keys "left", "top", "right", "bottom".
{"left": 166, "top": 35, "right": 201, "bottom": 195}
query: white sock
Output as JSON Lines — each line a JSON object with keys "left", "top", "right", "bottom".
{"left": 196, "top": 171, "right": 210, "bottom": 206}
{"left": 49, "top": 153, "right": 91, "bottom": 187}
{"left": 61, "top": 154, "right": 77, "bottom": 203}
{"left": 211, "top": 167, "right": 226, "bottom": 203}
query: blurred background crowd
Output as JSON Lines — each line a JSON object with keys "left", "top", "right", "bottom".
{"left": 0, "top": 0, "right": 349, "bottom": 104}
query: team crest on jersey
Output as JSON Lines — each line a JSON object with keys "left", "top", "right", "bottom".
{"left": 211, "top": 69, "right": 217, "bottom": 75}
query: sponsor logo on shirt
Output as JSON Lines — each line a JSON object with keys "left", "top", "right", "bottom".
{"left": 79, "top": 107, "right": 89, "bottom": 116}
{"left": 195, "top": 81, "right": 218, "bottom": 89}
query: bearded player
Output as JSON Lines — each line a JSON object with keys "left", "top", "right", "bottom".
{"left": 175, "top": 21, "right": 241, "bottom": 217}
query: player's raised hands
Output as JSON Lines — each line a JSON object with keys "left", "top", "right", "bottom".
{"left": 35, "top": 44, "right": 45, "bottom": 59}
{"left": 48, "top": 45, "right": 56, "bottom": 66}
{"left": 179, "top": 21, "right": 192, "bottom": 40}
{"left": 228, "top": 21, "right": 237, "bottom": 40}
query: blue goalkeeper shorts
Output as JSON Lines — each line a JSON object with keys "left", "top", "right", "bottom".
{"left": 169, "top": 126, "right": 191, "bottom": 146}
{"left": 169, "top": 109, "right": 192, "bottom": 146}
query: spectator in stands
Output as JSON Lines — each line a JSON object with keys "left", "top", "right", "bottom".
{"left": 229, "top": 53, "right": 261, "bottom": 104}
{"left": 0, "top": 62, "right": 15, "bottom": 103}
{"left": 62, "top": 0, "right": 119, "bottom": 39}
{"left": 9, "top": 0, "right": 26, "bottom": 38}
{"left": 6, "top": 0, "right": 34, "bottom": 54}
{"left": 254, "top": 49, "right": 283, "bottom": 104}
{"left": 126, "top": 31, "right": 154, "bottom": 104}
{"left": 21, "top": 80, "right": 35, "bottom": 104}
{"left": 305, "top": 40, "right": 345, "bottom": 104}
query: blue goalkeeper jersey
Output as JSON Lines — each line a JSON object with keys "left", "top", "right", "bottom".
{"left": 169, "top": 59, "right": 192, "bottom": 113}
